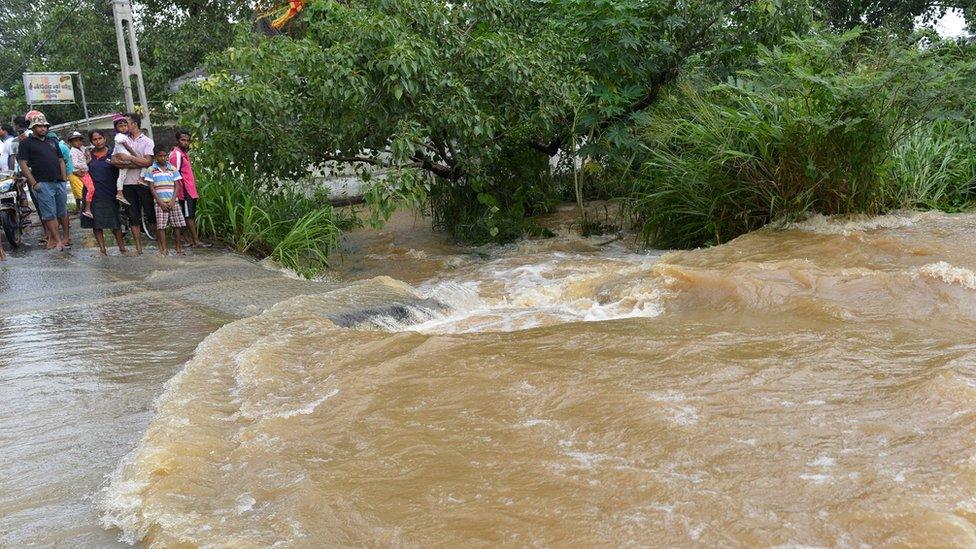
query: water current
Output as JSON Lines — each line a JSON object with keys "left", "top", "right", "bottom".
{"left": 89, "top": 210, "right": 976, "bottom": 546}
{"left": 3, "top": 209, "right": 976, "bottom": 546}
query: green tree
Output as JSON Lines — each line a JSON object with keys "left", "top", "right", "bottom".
{"left": 0, "top": 0, "right": 251, "bottom": 124}
{"left": 814, "top": 0, "right": 973, "bottom": 31}
{"left": 181, "top": 0, "right": 815, "bottom": 241}
{"left": 630, "top": 31, "right": 976, "bottom": 248}
{"left": 180, "top": 0, "right": 589, "bottom": 241}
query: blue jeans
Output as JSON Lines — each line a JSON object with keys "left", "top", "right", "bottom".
{"left": 34, "top": 181, "right": 67, "bottom": 221}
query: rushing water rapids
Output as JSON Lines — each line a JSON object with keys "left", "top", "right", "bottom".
{"left": 98, "top": 211, "right": 976, "bottom": 546}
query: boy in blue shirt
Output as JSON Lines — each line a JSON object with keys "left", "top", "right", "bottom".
{"left": 143, "top": 144, "right": 184, "bottom": 255}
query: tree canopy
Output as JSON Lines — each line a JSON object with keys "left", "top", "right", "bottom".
{"left": 816, "top": 0, "right": 974, "bottom": 31}
{"left": 174, "top": 0, "right": 973, "bottom": 242}
{"left": 0, "top": 0, "right": 251, "bottom": 123}
{"left": 182, "top": 0, "right": 818, "bottom": 177}
{"left": 0, "top": 0, "right": 955, "bottom": 246}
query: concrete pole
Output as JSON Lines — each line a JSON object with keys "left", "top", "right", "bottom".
{"left": 76, "top": 73, "right": 92, "bottom": 132}
{"left": 111, "top": 0, "right": 153, "bottom": 140}
{"left": 111, "top": 1, "right": 134, "bottom": 113}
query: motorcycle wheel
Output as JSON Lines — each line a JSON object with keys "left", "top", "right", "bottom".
{"left": 142, "top": 213, "right": 156, "bottom": 241}
{"left": 0, "top": 209, "right": 21, "bottom": 248}
{"left": 118, "top": 208, "right": 154, "bottom": 240}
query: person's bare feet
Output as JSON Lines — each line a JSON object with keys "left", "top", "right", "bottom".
{"left": 192, "top": 241, "right": 212, "bottom": 248}
{"left": 157, "top": 250, "right": 167, "bottom": 256}
{"left": 98, "top": 249, "right": 108, "bottom": 256}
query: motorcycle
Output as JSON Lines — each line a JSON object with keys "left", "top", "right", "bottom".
{"left": 117, "top": 199, "right": 155, "bottom": 241}
{"left": 0, "top": 173, "right": 24, "bottom": 248}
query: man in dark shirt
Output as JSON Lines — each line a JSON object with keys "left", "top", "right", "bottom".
{"left": 18, "top": 114, "right": 68, "bottom": 251}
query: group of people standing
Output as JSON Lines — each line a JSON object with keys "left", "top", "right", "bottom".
{"left": 1, "top": 111, "right": 208, "bottom": 258}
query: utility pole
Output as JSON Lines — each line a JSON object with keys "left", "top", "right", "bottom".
{"left": 111, "top": 0, "right": 153, "bottom": 139}
{"left": 77, "top": 73, "right": 92, "bottom": 132}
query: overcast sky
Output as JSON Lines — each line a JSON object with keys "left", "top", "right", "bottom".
{"left": 935, "top": 9, "right": 969, "bottom": 37}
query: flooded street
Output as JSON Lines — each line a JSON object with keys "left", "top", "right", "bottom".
{"left": 6, "top": 210, "right": 976, "bottom": 546}
{"left": 0, "top": 229, "right": 343, "bottom": 546}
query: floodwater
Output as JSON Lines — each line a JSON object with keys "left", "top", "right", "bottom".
{"left": 5, "top": 209, "right": 976, "bottom": 546}
{"left": 0, "top": 227, "right": 344, "bottom": 546}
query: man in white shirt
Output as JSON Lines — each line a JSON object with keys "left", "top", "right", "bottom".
{"left": 0, "top": 124, "right": 14, "bottom": 172}
{"left": 110, "top": 112, "right": 154, "bottom": 255}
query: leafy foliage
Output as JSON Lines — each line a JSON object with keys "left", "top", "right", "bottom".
{"left": 180, "top": 0, "right": 821, "bottom": 242}
{"left": 0, "top": 0, "right": 250, "bottom": 124}
{"left": 630, "top": 31, "right": 976, "bottom": 249}
{"left": 195, "top": 175, "right": 357, "bottom": 277}
{"left": 814, "top": 0, "right": 972, "bottom": 31}
{"left": 182, "top": 0, "right": 583, "bottom": 178}
{"left": 885, "top": 121, "right": 976, "bottom": 210}
{"left": 179, "top": 0, "right": 592, "bottom": 242}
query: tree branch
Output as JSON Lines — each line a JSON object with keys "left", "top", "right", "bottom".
{"left": 412, "top": 153, "right": 457, "bottom": 179}
{"left": 528, "top": 133, "right": 566, "bottom": 156}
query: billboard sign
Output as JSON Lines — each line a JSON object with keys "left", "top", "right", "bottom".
{"left": 23, "top": 72, "right": 76, "bottom": 105}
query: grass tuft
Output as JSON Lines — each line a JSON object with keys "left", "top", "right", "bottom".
{"left": 196, "top": 177, "right": 357, "bottom": 277}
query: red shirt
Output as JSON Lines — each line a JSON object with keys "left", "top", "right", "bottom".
{"left": 169, "top": 146, "right": 197, "bottom": 199}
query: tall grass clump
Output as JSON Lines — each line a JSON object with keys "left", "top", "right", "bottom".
{"left": 631, "top": 30, "right": 976, "bottom": 249}
{"left": 196, "top": 177, "right": 355, "bottom": 277}
{"left": 884, "top": 121, "right": 976, "bottom": 211}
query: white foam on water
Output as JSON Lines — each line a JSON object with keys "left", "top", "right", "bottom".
{"left": 369, "top": 250, "right": 668, "bottom": 334}
{"left": 565, "top": 451, "right": 616, "bottom": 469}
{"left": 98, "top": 479, "right": 151, "bottom": 545}
{"left": 916, "top": 261, "right": 976, "bottom": 290}
{"left": 787, "top": 211, "right": 924, "bottom": 235}
{"left": 273, "top": 388, "right": 340, "bottom": 420}
{"left": 668, "top": 405, "right": 701, "bottom": 426}
{"left": 646, "top": 390, "right": 691, "bottom": 403}
{"left": 807, "top": 455, "right": 835, "bottom": 468}
{"left": 798, "top": 473, "right": 832, "bottom": 485}
{"left": 236, "top": 494, "right": 256, "bottom": 515}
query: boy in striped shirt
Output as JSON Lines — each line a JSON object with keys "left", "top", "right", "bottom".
{"left": 144, "top": 144, "right": 185, "bottom": 255}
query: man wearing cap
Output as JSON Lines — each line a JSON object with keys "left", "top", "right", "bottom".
{"left": 17, "top": 114, "right": 68, "bottom": 251}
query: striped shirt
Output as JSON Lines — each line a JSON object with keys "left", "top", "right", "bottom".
{"left": 142, "top": 161, "right": 182, "bottom": 201}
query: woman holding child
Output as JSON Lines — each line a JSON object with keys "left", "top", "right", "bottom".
{"left": 82, "top": 129, "right": 129, "bottom": 256}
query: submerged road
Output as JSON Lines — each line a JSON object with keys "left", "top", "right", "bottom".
{"left": 0, "top": 225, "right": 335, "bottom": 546}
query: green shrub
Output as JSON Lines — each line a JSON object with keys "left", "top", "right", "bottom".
{"left": 884, "top": 121, "right": 976, "bottom": 211}
{"left": 428, "top": 145, "right": 559, "bottom": 244}
{"left": 630, "top": 31, "right": 976, "bottom": 249}
{"left": 195, "top": 176, "right": 354, "bottom": 277}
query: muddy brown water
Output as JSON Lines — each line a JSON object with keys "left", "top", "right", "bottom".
{"left": 5, "top": 210, "right": 976, "bottom": 546}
